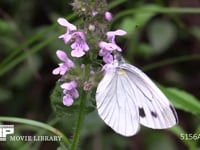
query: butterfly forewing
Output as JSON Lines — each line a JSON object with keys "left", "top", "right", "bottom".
{"left": 96, "top": 65, "right": 140, "bottom": 136}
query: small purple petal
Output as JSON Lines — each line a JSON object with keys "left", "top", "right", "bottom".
{"left": 82, "top": 42, "right": 89, "bottom": 51}
{"left": 70, "top": 32, "right": 90, "bottom": 57}
{"left": 103, "top": 54, "right": 113, "bottom": 64}
{"left": 73, "top": 32, "right": 85, "bottom": 40}
{"left": 57, "top": 18, "right": 77, "bottom": 31}
{"left": 59, "top": 64, "right": 69, "bottom": 75}
{"left": 107, "top": 29, "right": 127, "bottom": 37}
{"left": 105, "top": 11, "right": 112, "bottom": 21}
{"left": 102, "top": 64, "right": 113, "bottom": 73}
{"left": 52, "top": 50, "right": 75, "bottom": 76}
{"left": 52, "top": 63, "right": 68, "bottom": 75}
{"left": 99, "top": 41, "right": 118, "bottom": 51}
{"left": 71, "top": 40, "right": 89, "bottom": 52}
{"left": 52, "top": 67, "right": 60, "bottom": 75}
{"left": 63, "top": 94, "right": 74, "bottom": 106}
{"left": 99, "top": 49, "right": 107, "bottom": 56}
{"left": 61, "top": 81, "right": 77, "bottom": 90}
{"left": 92, "top": 11, "right": 98, "bottom": 16}
{"left": 70, "top": 88, "right": 79, "bottom": 98}
{"left": 70, "top": 80, "right": 77, "bottom": 87}
{"left": 56, "top": 50, "right": 74, "bottom": 67}
{"left": 71, "top": 49, "right": 85, "bottom": 57}
{"left": 56, "top": 50, "right": 68, "bottom": 62}
{"left": 59, "top": 33, "right": 72, "bottom": 44}
{"left": 66, "top": 59, "right": 74, "bottom": 68}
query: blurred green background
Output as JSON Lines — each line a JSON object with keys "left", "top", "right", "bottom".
{"left": 0, "top": 0, "right": 200, "bottom": 150}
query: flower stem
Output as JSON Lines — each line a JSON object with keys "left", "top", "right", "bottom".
{"left": 71, "top": 64, "right": 90, "bottom": 150}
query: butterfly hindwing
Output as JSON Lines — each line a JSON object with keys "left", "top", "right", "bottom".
{"left": 120, "top": 63, "right": 178, "bottom": 129}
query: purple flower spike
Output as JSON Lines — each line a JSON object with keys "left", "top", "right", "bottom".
{"left": 57, "top": 18, "right": 89, "bottom": 58}
{"left": 61, "top": 81, "right": 79, "bottom": 106}
{"left": 58, "top": 18, "right": 77, "bottom": 44}
{"left": 71, "top": 32, "right": 89, "bottom": 57}
{"left": 52, "top": 50, "right": 74, "bottom": 75}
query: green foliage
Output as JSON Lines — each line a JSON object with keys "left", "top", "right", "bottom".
{"left": 164, "top": 87, "right": 200, "bottom": 115}
{"left": 147, "top": 19, "right": 177, "bottom": 54}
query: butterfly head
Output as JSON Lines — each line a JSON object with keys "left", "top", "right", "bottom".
{"left": 113, "top": 53, "right": 125, "bottom": 67}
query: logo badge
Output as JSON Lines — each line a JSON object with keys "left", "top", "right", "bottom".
{"left": 0, "top": 125, "right": 14, "bottom": 141}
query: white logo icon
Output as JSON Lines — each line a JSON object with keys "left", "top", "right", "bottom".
{"left": 0, "top": 125, "right": 14, "bottom": 141}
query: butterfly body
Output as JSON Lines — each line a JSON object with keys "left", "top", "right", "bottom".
{"left": 96, "top": 55, "right": 178, "bottom": 136}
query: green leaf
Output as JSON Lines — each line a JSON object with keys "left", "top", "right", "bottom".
{"left": 147, "top": 19, "right": 177, "bottom": 54}
{"left": 137, "top": 43, "right": 154, "bottom": 59}
{"left": 0, "top": 87, "right": 12, "bottom": 101}
{"left": 81, "top": 111, "right": 105, "bottom": 137}
{"left": 190, "top": 26, "right": 200, "bottom": 40}
{"left": 8, "top": 54, "right": 41, "bottom": 87}
{"left": 120, "top": 4, "right": 158, "bottom": 34}
{"left": 133, "top": 7, "right": 156, "bottom": 28}
{"left": 0, "top": 19, "right": 16, "bottom": 35}
{"left": 161, "top": 86, "right": 200, "bottom": 115}
{"left": 144, "top": 131, "right": 176, "bottom": 150}
{"left": 120, "top": 16, "right": 136, "bottom": 34}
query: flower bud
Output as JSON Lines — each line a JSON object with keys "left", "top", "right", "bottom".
{"left": 105, "top": 11, "right": 112, "bottom": 21}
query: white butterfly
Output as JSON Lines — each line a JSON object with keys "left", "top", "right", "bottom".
{"left": 96, "top": 54, "right": 178, "bottom": 137}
